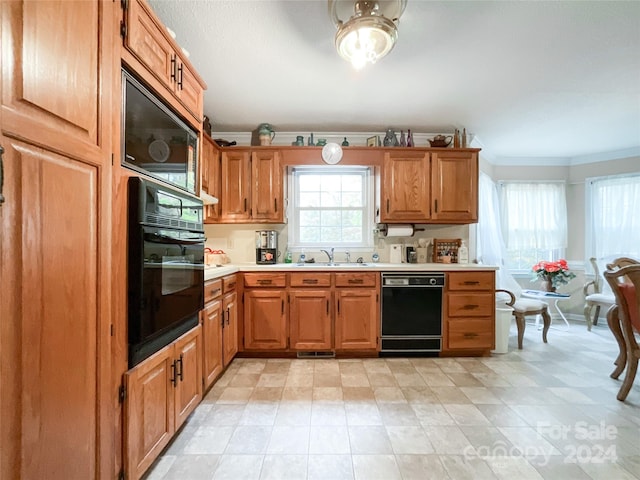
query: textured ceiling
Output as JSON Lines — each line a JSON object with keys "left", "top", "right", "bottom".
{"left": 148, "top": 0, "right": 640, "bottom": 164}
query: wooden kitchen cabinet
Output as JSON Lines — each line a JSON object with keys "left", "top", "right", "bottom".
{"left": 0, "top": 1, "right": 116, "bottom": 478}
{"left": 381, "top": 151, "right": 431, "bottom": 222}
{"left": 222, "top": 275, "right": 239, "bottom": 366}
{"left": 443, "top": 271, "right": 495, "bottom": 353}
{"left": 122, "top": 0, "right": 205, "bottom": 124}
{"left": 334, "top": 273, "right": 379, "bottom": 350}
{"left": 379, "top": 149, "right": 479, "bottom": 224}
{"left": 220, "top": 150, "right": 252, "bottom": 222}
{"left": 252, "top": 150, "right": 284, "bottom": 222}
{"left": 243, "top": 273, "right": 288, "bottom": 350}
{"left": 431, "top": 150, "right": 478, "bottom": 222}
{"left": 289, "top": 273, "right": 333, "bottom": 351}
{"left": 124, "top": 326, "right": 202, "bottom": 480}
{"left": 201, "top": 135, "right": 221, "bottom": 223}
{"left": 201, "top": 279, "right": 223, "bottom": 389}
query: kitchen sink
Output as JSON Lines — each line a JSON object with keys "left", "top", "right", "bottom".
{"left": 294, "top": 262, "right": 370, "bottom": 267}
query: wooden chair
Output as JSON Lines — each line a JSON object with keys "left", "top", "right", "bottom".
{"left": 496, "top": 289, "right": 551, "bottom": 349}
{"left": 604, "top": 263, "right": 640, "bottom": 401}
{"left": 583, "top": 257, "right": 615, "bottom": 330}
{"left": 603, "top": 257, "right": 640, "bottom": 382}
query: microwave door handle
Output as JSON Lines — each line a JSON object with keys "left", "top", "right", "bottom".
{"left": 144, "top": 232, "right": 205, "bottom": 245}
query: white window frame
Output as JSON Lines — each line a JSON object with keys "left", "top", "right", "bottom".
{"left": 287, "top": 165, "right": 374, "bottom": 250}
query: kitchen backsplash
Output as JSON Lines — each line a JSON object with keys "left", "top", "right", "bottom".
{"left": 204, "top": 223, "right": 471, "bottom": 264}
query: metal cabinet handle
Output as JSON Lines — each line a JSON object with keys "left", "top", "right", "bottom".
{"left": 170, "top": 360, "right": 177, "bottom": 386}
{"left": 0, "top": 145, "right": 4, "bottom": 206}
{"left": 226, "top": 307, "right": 230, "bottom": 325}
{"left": 463, "top": 304, "right": 479, "bottom": 310}
{"left": 326, "top": 299, "right": 329, "bottom": 314}
{"left": 274, "top": 198, "right": 277, "bottom": 212}
{"left": 244, "top": 198, "right": 247, "bottom": 212}
{"left": 463, "top": 281, "right": 480, "bottom": 285}
{"left": 170, "top": 54, "right": 177, "bottom": 82}
{"left": 302, "top": 279, "right": 318, "bottom": 284}
{"left": 221, "top": 309, "right": 225, "bottom": 326}
{"left": 281, "top": 299, "right": 284, "bottom": 314}
{"left": 177, "top": 63, "right": 183, "bottom": 89}
{"left": 177, "top": 354, "right": 184, "bottom": 381}
{"left": 386, "top": 198, "right": 389, "bottom": 213}
{"left": 348, "top": 278, "right": 363, "bottom": 284}
{"left": 257, "top": 279, "right": 273, "bottom": 285}
{"left": 463, "top": 332, "right": 478, "bottom": 338}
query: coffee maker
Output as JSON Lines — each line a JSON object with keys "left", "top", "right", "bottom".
{"left": 256, "top": 230, "right": 277, "bottom": 264}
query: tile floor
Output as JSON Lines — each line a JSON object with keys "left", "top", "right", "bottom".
{"left": 143, "top": 321, "right": 640, "bottom": 480}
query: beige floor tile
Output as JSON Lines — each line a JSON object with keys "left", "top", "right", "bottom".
{"left": 460, "top": 386, "right": 503, "bottom": 405}
{"left": 424, "top": 425, "right": 476, "bottom": 454}
{"left": 229, "top": 373, "right": 261, "bottom": 387}
{"left": 143, "top": 455, "right": 176, "bottom": 480}
{"left": 378, "top": 403, "right": 420, "bottom": 426}
{"left": 266, "top": 425, "right": 310, "bottom": 454}
{"left": 262, "top": 359, "right": 292, "bottom": 374}
{"left": 475, "top": 404, "right": 529, "bottom": 427}
{"left": 212, "top": 454, "right": 263, "bottom": 480}
{"left": 216, "top": 387, "right": 254, "bottom": 404}
{"left": 529, "top": 454, "right": 593, "bottom": 480}
{"left": 281, "top": 386, "right": 313, "bottom": 401}
{"left": 411, "top": 403, "right": 456, "bottom": 426}
{"left": 362, "top": 359, "right": 392, "bottom": 374}
{"left": 385, "top": 425, "right": 433, "bottom": 454}
{"left": 236, "top": 360, "right": 267, "bottom": 375}
{"left": 274, "top": 402, "right": 312, "bottom": 426}
{"left": 162, "top": 455, "right": 220, "bottom": 480}
{"left": 225, "top": 425, "right": 271, "bottom": 454}
{"left": 434, "top": 358, "right": 467, "bottom": 373}
{"left": 249, "top": 387, "right": 283, "bottom": 402}
{"left": 307, "top": 454, "right": 354, "bottom": 480}
{"left": 259, "top": 454, "right": 307, "bottom": 480}
{"left": 238, "top": 403, "right": 278, "bottom": 426}
{"left": 484, "top": 456, "right": 545, "bottom": 480}
{"left": 183, "top": 426, "right": 234, "bottom": 454}
{"left": 311, "top": 402, "right": 347, "bottom": 425}
{"left": 256, "top": 373, "right": 287, "bottom": 387}
{"left": 373, "top": 386, "right": 406, "bottom": 403}
{"left": 421, "top": 371, "right": 456, "bottom": 387}
{"left": 348, "top": 425, "right": 393, "bottom": 454}
{"left": 401, "top": 386, "right": 439, "bottom": 404}
{"left": 439, "top": 454, "right": 499, "bottom": 479}
{"left": 352, "top": 454, "right": 402, "bottom": 480}
{"left": 309, "top": 425, "right": 351, "bottom": 454}
{"left": 285, "top": 373, "right": 314, "bottom": 387}
{"left": 313, "top": 373, "right": 342, "bottom": 387}
{"left": 367, "top": 372, "right": 398, "bottom": 387}
{"left": 395, "top": 454, "right": 451, "bottom": 480}
{"left": 202, "top": 405, "right": 245, "bottom": 426}
{"left": 393, "top": 372, "right": 427, "bottom": 387}
{"left": 447, "top": 372, "right": 486, "bottom": 387}
{"left": 338, "top": 359, "right": 366, "bottom": 374}
{"left": 342, "top": 386, "right": 375, "bottom": 401}
{"left": 431, "top": 386, "right": 473, "bottom": 404}
{"left": 345, "top": 402, "right": 383, "bottom": 426}
{"left": 312, "top": 386, "right": 343, "bottom": 401}
{"left": 444, "top": 404, "right": 492, "bottom": 426}
{"left": 340, "top": 373, "right": 371, "bottom": 387}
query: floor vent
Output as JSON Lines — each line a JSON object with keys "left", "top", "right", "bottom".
{"left": 296, "top": 351, "right": 335, "bottom": 359}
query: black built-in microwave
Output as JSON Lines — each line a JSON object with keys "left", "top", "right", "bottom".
{"left": 121, "top": 69, "right": 198, "bottom": 194}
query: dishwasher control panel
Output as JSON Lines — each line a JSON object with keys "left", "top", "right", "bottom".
{"left": 382, "top": 273, "right": 445, "bottom": 287}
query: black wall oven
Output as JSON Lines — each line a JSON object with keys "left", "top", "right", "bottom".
{"left": 128, "top": 177, "right": 205, "bottom": 367}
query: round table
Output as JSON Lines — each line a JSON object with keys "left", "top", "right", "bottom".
{"left": 522, "top": 289, "right": 571, "bottom": 330}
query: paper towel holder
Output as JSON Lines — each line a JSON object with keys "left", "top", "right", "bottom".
{"left": 377, "top": 224, "right": 425, "bottom": 237}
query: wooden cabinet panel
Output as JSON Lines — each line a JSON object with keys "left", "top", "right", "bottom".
{"left": 381, "top": 152, "right": 430, "bottom": 222}
{"left": 447, "top": 319, "right": 494, "bottom": 350}
{"left": 251, "top": 150, "right": 283, "bottom": 222}
{"left": 335, "top": 289, "right": 379, "bottom": 350}
{"left": 173, "top": 61, "right": 204, "bottom": 121}
{"left": 289, "top": 290, "right": 333, "bottom": 350}
{"left": 124, "top": 346, "right": 175, "bottom": 480}
{"left": 447, "top": 293, "right": 494, "bottom": 317}
{"left": 202, "top": 135, "right": 220, "bottom": 222}
{"left": 220, "top": 150, "right": 251, "bottom": 222}
{"left": 335, "top": 272, "right": 377, "bottom": 288}
{"left": 290, "top": 273, "right": 332, "bottom": 288}
{"left": 222, "top": 291, "right": 239, "bottom": 365}
{"left": 1, "top": 2, "right": 115, "bottom": 477}
{"left": 173, "top": 326, "right": 203, "bottom": 428}
{"left": 431, "top": 151, "right": 478, "bottom": 222}
{"left": 204, "top": 279, "right": 223, "bottom": 303}
{"left": 244, "top": 273, "right": 287, "bottom": 288}
{"left": 447, "top": 271, "right": 495, "bottom": 291}
{"left": 243, "top": 290, "right": 288, "bottom": 350}
{"left": 222, "top": 274, "right": 238, "bottom": 293}
{"left": 201, "top": 299, "right": 223, "bottom": 389}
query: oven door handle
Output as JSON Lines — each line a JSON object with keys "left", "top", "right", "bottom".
{"left": 144, "top": 232, "right": 205, "bottom": 245}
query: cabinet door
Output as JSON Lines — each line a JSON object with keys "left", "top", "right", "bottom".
{"left": 251, "top": 150, "right": 283, "bottom": 222}
{"left": 202, "top": 136, "right": 220, "bottom": 222}
{"left": 431, "top": 151, "right": 478, "bottom": 222}
{"left": 173, "top": 60, "right": 203, "bottom": 122}
{"left": 222, "top": 291, "right": 239, "bottom": 365}
{"left": 289, "top": 290, "right": 333, "bottom": 350}
{"left": 125, "top": 0, "right": 174, "bottom": 89}
{"left": 335, "top": 289, "right": 379, "bottom": 350}
{"left": 173, "top": 326, "right": 203, "bottom": 429}
{"left": 381, "top": 152, "right": 431, "bottom": 222}
{"left": 220, "top": 151, "right": 251, "bottom": 222}
{"left": 1, "top": 1, "right": 114, "bottom": 478}
{"left": 243, "top": 290, "right": 288, "bottom": 350}
{"left": 124, "top": 346, "right": 176, "bottom": 480}
{"left": 202, "top": 299, "right": 223, "bottom": 389}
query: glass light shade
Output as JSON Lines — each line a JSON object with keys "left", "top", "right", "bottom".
{"left": 335, "top": 15, "right": 398, "bottom": 70}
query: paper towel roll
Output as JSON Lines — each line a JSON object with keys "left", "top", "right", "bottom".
{"left": 384, "top": 224, "right": 414, "bottom": 237}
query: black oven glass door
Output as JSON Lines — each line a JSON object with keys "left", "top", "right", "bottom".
{"left": 381, "top": 286, "right": 443, "bottom": 337}
{"left": 140, "top": 226, "right": 205, "bottom": 341}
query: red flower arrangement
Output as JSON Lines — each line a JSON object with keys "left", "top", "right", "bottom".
{"left": 531, "top": 259, "right": 576, "bottom": 290}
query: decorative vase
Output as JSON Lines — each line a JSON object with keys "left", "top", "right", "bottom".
{"left": 541, "top": 279, "right": 556, "bottom": 293}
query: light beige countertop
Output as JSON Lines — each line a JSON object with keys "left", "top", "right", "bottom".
{"left": 205, "top": 262, "right": 497, "bottom": 281}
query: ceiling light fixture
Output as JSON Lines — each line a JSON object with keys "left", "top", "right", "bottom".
{"left": 329, "top": 0, "right": 407, "bottom": 70}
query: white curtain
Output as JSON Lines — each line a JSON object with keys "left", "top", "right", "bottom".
{"left": 499, "top": 182, "right": 568, "bottom": 250}
{"left": 478, "top": 173, "right": 522, "bottom": 296}
{"left": 589, "top": 174, "right": 640, "bottom": 259}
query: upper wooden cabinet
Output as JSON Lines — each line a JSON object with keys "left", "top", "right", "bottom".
{"left": 214, "top": 149, "right": 284, "bottom": 224}
{"left": 121, "top": 0, "right": 205, "bottom": 126}
{"left": 381, "top": 151, "right": 431, "bottom": 222}
{"left": 201, "top": 135, "right": 221, "bottom": 222}
{"left": 380, "top": 149, "right": 479, "bottom": 224}
{"left": 431, "top": 151, "right": 478, "bottom": 223}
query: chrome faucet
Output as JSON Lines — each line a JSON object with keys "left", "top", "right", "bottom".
{"left": 345, "top": 250, "right": 351, "bottom": 263}
{"left": 320, "top": 247, "right": 335, "bottom": 264}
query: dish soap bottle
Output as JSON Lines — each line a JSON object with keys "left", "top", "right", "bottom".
{"left": 284, "top": 249, "right": 293, "bottom": 264}
{"left": 458, "top": 240, "right": 469, "bottom": 264}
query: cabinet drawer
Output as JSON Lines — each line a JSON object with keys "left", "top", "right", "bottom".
{"left": 448, "top": 319, "right": 493, "bottom": 349}
{"left": 223, "top": 274, "right": 237, "bottom": 293}
{"left": 243, "top": 273, "right": 286, "bottom": 288}
{"left": 448, "top": 293, "right": 494, "bottom": 317}
{"left": 335, "top": 272, "right": 377, "bottom": 288}
{"left": 204, "top": 279, "right": 222, "bottom": 303}
{"left": 447, "top": 271, "right": 495, "bottom": 291}
{"left": 290, "top": 273, "right": 331, "bottom": 288}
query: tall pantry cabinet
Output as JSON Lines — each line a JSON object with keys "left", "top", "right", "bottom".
{"left": 0, "top": 1, "right": 118, "bottom": 479}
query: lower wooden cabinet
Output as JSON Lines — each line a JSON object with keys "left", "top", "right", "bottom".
{"left": 334, "top": 273, "right": 379, "bottom": 350}
{"left": 222, "top": 289, "right": 239, "bottom": 364}
{"left": 443, "top": 271, "right": 496, "bottom": 353}
{"left": 243, "top": 289, "right": 288, "bottom": 349}
{"left": 202, "top": 279, "right": 223, "bottom": 390}
{"left": 124, "top": 325, "right": 202, "bottom": 480}
{"left": 290, "top": 289, "right": 333, "bottom": 350}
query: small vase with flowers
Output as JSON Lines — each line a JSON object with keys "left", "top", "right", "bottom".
{"left": 531, "top": 259, "right": 576, "bottom": 292}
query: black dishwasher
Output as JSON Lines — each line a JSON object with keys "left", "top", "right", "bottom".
{"left": 380, "top": 273, "right": 445, "bottom": 354}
